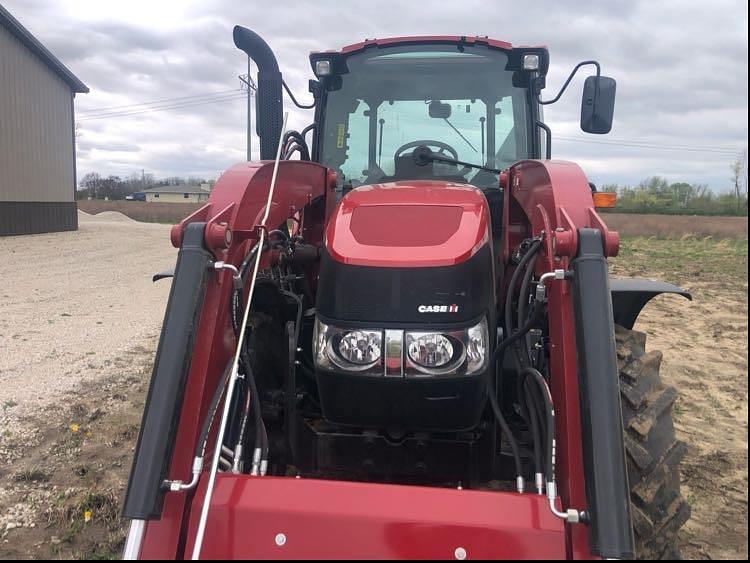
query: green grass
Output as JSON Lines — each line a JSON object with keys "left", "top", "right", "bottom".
{"left": 612, "top": 236, "right": 749, "bottom": 284}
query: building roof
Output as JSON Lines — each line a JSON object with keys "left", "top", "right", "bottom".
{"left": 143, "top": 185, "right": 211, "bottom": 195}
{"left": 0, "top": 4, "right": 88, "bottom": 94}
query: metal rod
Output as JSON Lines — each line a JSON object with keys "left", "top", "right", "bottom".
{"left": 190, "top": 112, "right": 289, "bottom": 560}
{"left": 122, "top": 519, "right": 146, "bottom": 560}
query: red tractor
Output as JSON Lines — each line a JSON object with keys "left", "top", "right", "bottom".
{"left": 122, "top": 26, "right": 691, "bottom": 560}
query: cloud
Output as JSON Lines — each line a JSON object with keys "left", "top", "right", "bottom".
{"left": 3, "top": 0, "right": 747, "bottom": 189}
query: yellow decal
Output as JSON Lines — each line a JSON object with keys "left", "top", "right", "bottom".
{"left": 336, "top": 124, "right": 346, "bottom": 149}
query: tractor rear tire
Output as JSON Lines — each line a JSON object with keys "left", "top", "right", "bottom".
{"left": 616, "top": 325, "right": 691, "bottom": 560}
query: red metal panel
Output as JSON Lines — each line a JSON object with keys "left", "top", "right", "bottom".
{"left": 185, "top": 476, "right": 567, "bottom": 560}
{"left": 350, "top": 205, "right": 463, "bottom": 247}
{"left": 325, "top": 180, "right": 489, "bottom": 267}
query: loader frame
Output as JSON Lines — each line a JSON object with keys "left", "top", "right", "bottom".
{"left": 122, "top": 156, "right": 660, "bottom": 559}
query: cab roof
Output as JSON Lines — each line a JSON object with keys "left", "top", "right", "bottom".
{"left": 309, "top": 35, "right": 548, "bottom": 75}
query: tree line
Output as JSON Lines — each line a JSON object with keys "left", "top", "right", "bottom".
{"left": 602, "top": 151, "right": 747, "bottom": 216}
{"left": 77, "top": 172, "right": 214, "bottom": 200}
{"left": 78, "top": 151, "right": 748, "bottom": 216}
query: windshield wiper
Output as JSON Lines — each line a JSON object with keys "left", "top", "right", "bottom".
{"left": 443, "top": 118, "right": 478, "bottom": 153}
{"left": 413, "top": 145, "right": 501, "bottom": 174}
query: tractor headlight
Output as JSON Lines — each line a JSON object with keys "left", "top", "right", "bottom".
{"left": 404, "top": 318, "right": 488, "bottom": 377}
{"left": 337, "top": 330, "right": 382, "bottom": 365}
{"left": 315, "top": 317, "right": 489, "bottom": 378}
{"left": 315, "top": 319, "right": 383, "bottom": 374}
{"left": 407, "top": 333, "right": 457, "bottom": 369}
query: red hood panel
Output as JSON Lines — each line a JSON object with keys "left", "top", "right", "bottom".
{"left": 325, "top": 181, "right": 490, "bottom": 267}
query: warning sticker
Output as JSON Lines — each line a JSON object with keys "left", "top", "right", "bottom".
{"left": 336, "top": 123, "right": 346, "bottom": 148}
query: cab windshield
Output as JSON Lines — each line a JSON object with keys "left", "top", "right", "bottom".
{"left": 319, "top": 44, "right": 531, "bottom": 190}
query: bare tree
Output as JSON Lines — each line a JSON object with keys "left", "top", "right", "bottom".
{"left": 730, "top": 149, "right": 747, "bottom": 212}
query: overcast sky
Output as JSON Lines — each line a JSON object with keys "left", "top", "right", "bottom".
{"left": 5, "top": 0, "right": 748, "bottom": 190}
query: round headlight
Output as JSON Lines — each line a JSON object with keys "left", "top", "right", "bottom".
{"left": 337, "top": 331, "right": 382, "bottom": 365}
{"left": 407, "top": 334, "right": 454, "bottom": 368}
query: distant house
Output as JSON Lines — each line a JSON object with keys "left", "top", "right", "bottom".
{"left": 142, "top": 185, "right": 211, "bottom": 203}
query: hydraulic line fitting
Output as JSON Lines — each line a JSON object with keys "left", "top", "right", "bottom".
{"left": 212, "top": 261, "right": 244, "bottom": 290}
{"left": 536, "top": 269, "right": 571, "bottom": 301}
{"left": 162, "top": 456, "right": 203, "bottom": 492}
{"left": 516, "top": 476, "right": 526, "bottom": 494}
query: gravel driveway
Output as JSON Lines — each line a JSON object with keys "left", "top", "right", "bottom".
{"left": 0, "top": 212, "right": 175, "bottom": 417}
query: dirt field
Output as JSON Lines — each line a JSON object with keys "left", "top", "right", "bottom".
{"left": 610, "top": 236, "right": 749, "bottom": 560}
{"left": 0, "top": 216, "right": 746, "bottom": 559}
{"left": 603, "top": 213, "right": 748, "bottom": 239}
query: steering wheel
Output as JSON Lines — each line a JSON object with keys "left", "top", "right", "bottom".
{"left": 394, "top": 140, "right": 459, "bottom": 162}
{"left": 394, "top": 140, "right": 472, "bottom": 177}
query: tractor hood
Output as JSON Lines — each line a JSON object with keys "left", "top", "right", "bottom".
{"left": 324, "top": 181, "right": 490, "bottom": 268}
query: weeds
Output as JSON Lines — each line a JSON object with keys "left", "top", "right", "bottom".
{"left": 13, "top": 468, "right": 51, "bottom": 483}
{"left": 2, "top": 399, "right": 18, "bottom": 411}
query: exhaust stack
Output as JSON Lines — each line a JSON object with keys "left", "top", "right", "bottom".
{"left": 233, "top": 26, "right": 283, "bottom": 160}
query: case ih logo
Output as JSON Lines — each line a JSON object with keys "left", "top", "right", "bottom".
{"left": 418, "top": 304, "right": 460, "bottom": 313}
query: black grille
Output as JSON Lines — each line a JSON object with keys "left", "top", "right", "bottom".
{"left": 317, "top": 244, "right": 494, "bottom": 325}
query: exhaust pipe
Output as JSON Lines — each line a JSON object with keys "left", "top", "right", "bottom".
{"left": 233, "top": 26, "right": 283, "bottom": 160}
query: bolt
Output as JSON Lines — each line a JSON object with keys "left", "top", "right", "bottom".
{"left": 275, "top": 533, "right": 287, "bottom": 547}
{"left": 454, "top": 547, "right": 467, "bottom": 560}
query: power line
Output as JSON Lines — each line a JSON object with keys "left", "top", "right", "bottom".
{"left": 78, "top": 89, "right": 242, "bottom": 116}
{"left": 77, "top": 93, "right": 246, "bottom": 121}
{"left": 556, "top": 135, "right": 741, "bottom": 155}
{"left": 78, "top": 91, "right": 244, "bottom": 119}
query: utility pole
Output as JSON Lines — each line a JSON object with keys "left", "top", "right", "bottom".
{"left": 239, "top": 62, "right": 257, "bottom": 161}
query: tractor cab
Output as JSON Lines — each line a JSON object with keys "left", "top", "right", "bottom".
{"left": 308, "top": 39, "right": 541, "bottom": 191}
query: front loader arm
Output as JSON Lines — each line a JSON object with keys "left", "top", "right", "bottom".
{"left": 123, "top": 160, "right": 333, "bottom": 559}
{"left": 503, "top": 159, "right": 634, "bottom": 559}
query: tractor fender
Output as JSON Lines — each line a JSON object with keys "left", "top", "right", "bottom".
{"left": 610, "top": 278, "right": 692, "bottom": 329}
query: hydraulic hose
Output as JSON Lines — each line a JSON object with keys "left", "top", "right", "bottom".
{"left": 521, "top": 367, "right": 555, "bottom": 484}
{"left": 487, "top": 296, "right": 544, "bottom": 492}
{"left": 231, "top": 241, "right": 275, "bottom": 475}
{"left": 239, "top": 344, "right": 265, "bottom": 475}
{"left": 232, "top": 378, "right": 252, "bottom": 473}
{"left": 489, "top": 295, "right": 545, "bottom": 493}
{"left": 486, "top": 374, "right": 524, "bottom": 491}
{"left": 517, "top": 253, "right": 538, "bottom": 367}
{"left": 523, "top": 379, "right": 543, "bottom": 492}
{"left": 504, "top": 240, "right": 542, "bottom": 368}
{"left": 196, "top": 360, "right": 233, "bottom": 458}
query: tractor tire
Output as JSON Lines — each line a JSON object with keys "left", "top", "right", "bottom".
{"left": 616, "top": 325, "right": 691, "bottom": 560}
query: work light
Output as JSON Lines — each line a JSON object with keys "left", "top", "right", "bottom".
{"left": 523, "top": 54, "right": 540, "bottom": 71}
{"left": 314, "top": 59, "right": 332, "bottom": 77}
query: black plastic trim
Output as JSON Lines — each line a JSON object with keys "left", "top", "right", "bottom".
{"left": 122, "top": 223, "right": 212, "bottom": 519}
{"left": 571, "top": 228, "right": 635, "bottom": 560}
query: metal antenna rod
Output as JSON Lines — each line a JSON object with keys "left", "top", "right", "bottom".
{"left": 191, "top": 112, "right": 289, "bottom": 560}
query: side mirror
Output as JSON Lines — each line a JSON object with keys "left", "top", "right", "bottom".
{"left": 581, "top": 76, "right": 616, "bottom": 134}
{"left": 428, "top": 100, "right": 452, "bottom": 119}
